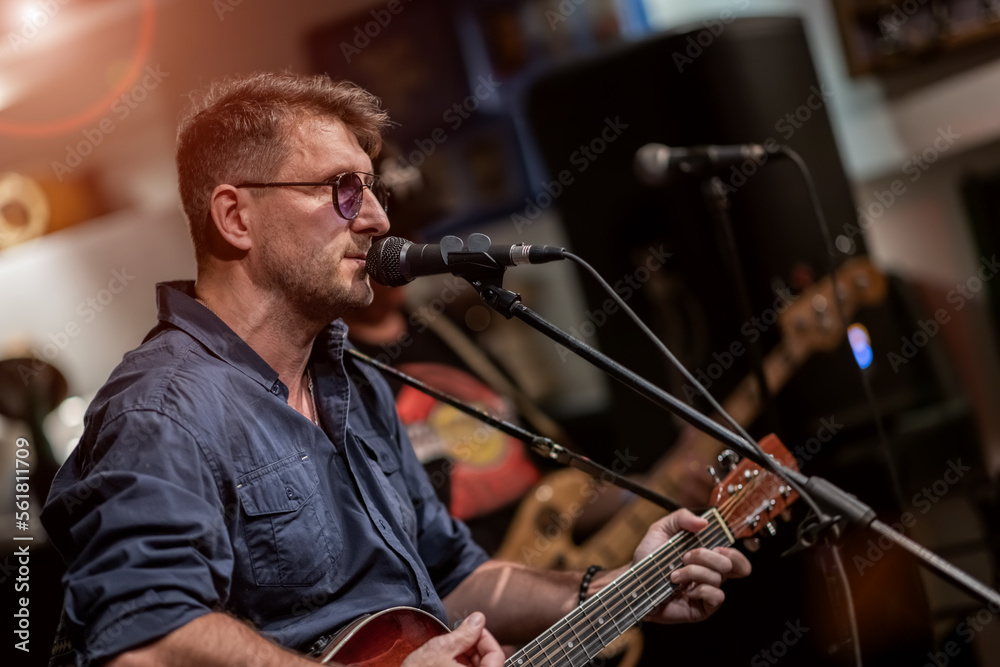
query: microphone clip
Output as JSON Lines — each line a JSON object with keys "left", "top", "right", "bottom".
{"left": 440, "top": 233, "right": 508, "bottom": 282}
{"left": 441, "top": 233, "right": 520, "bottom": 310}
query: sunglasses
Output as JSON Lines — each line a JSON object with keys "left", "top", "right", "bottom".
{"left": 235, "top": 171, "right": 390, "bottom": 220}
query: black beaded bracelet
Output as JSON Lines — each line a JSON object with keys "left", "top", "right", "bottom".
{"left": 579, "top": 564, "right": 603, "bottom": 605}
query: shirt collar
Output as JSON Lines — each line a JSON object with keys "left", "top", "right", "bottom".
{"left": 153, "top": 281, "right": 350, "bottom": 397}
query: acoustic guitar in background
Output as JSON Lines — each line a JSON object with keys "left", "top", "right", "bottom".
{"left": 496, "top": 257, "right": 887, "bottom": 571}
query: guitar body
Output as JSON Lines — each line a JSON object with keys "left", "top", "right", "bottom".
{"left": 318, "top": 437, "right": 797, "bottom": 667}
{"left": 318, "top": 607, "right": 448, "bottom": 666}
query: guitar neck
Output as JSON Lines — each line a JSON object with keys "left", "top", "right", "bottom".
{"left": 569, "top": 341, "right": 802, "bottom": 570}
{"left": 507, "top": 509, "right": 734, "bottom": 667}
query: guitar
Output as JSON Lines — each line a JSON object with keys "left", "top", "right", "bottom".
{"left": 318, "top": 435, "right": 799, "bottom": 666}
{"left": 495, "top": 257, "right": 886, "bottom": 571}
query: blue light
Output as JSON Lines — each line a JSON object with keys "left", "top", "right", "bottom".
{"left": 848, "top": 323, "right": 873, "bottom": 370}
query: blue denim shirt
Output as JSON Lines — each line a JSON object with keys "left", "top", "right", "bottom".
{"left": 41, "top": 281, "right": 488, "bottom": 665}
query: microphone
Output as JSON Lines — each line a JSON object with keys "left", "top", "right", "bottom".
{"left": 366, "top": 234, "right": 566, "bottom": 287}
{"left": 634, "top": 142, "right": 770, "bottom": 184}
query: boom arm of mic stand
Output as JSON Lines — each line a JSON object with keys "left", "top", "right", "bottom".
{"left": 345, "top": 348, "right": 682, "bottom": 512}
{"left": 471, "top": 281, "right": 1000, "bottom": 607}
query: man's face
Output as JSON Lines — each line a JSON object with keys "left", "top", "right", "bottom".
{"left": 246, "top": 114, "right": 390, "bottom": 319}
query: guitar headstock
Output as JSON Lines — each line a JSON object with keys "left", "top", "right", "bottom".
{"left": 780, "top": 257, "right": 887, "bottom": 357}
{"left": 710, "top": 434, "right": 799, "bottom": 541}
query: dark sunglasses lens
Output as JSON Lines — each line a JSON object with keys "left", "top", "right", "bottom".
{"left": 336, "top": 173, "right": 364, "bottom": 218}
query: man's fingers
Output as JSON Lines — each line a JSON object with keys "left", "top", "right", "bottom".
{"left": 421, "top": 612, "right": 485, "bottom": 657}
{"left": 652, "top": 509, "right": 708, "bottom": 538}
{"left": 473, "top": 627, "right": 504, "bottom": 667}
{"left": 682, "top": 548, "right": 735, "bottom": 575}
{"left": 684, "top": 583, "right": 726, "bottom": 612}
{"left": 670, "top": 563, "right": 723, "bottom": 589}
{"left": 715, "top": 547, "right": 752, "bottom": 578}
{"left": 448, "top": 613, "right": 487, "bottom": 653}
{"left": 679, "top": 546, "right": 752, "bottom": 581}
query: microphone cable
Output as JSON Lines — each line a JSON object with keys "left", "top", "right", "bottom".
{"left": 564, "top": 248, "right": 862, "bottom": 667}
{"left": 778, "top": 145, "right": 904, "bottom": 510}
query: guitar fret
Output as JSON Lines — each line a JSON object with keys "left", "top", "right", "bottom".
{"left": 535, "top": 631, "right": 556, "bottom": 667}
{"left": 581, "top": 597, "right": 619, "bottom": 647}
{"left": 615, "top": 572, "right": 643, "bottom": 624}
{"left": 549, "top": 624, "right": 590, "bottom": 667}
{"left": 556, "top": 626, "right": 592, "bottom": 667}
{"left": 504, "top": 511, "right": 738, "bottom": 667}
{"left": 566, "top": 614, "right": 598, "bottom": 663}
{"left": 596, "top": 588, "right": 629, "bottom": 639}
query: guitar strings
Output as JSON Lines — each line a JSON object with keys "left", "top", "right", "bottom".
{"left": 514, "top": 523, "right": 732, "bottom": 666}
{"left": 511, "top": 532, "right": 712, "bottom": 665}
{"left": 522, "top": 473, "right": 775, "bottom": 665}
{"left": 510, "top": 480, "right": 766, "bottom": 666}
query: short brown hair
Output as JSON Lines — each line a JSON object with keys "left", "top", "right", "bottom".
{"left": 176, "top": 72, "right": 390, "bottom": 263}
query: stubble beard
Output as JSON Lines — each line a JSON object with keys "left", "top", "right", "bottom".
{"left": 258, "top": 243, "right": 373, "bottom": 323}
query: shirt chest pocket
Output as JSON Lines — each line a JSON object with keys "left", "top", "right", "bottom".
{"left": 237, "top": 453, "right": 342, "bottom": 587}
{"left": 356, "top": 434, "right": 418, "bottom": 542}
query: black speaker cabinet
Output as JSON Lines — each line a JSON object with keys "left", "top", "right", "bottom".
{"left": 524, "top": 16, "right": 952, "bottom": 463}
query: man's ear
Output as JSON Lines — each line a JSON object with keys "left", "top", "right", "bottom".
{"left": 208, "top": 184, "right": 253, "bottom": 252}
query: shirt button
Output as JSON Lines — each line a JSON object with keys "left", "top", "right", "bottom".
{"left": 285, "top": 487, "right": 294, "bottom": 499}
{"left": 270, "top": 383, "right": 280, "bottom": 395}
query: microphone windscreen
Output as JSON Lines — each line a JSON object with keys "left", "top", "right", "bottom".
{"left": 366, "top": 236, "right": 409, "bottom": 287}
{"left": 633, "top": 143, "right": 673, "bottom": 185}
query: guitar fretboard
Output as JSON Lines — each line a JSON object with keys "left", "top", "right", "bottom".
{"left": 506, "top": 508, "right": 735, "bottom": 667}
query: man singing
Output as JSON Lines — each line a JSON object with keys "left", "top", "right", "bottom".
{"left": 42, "top": 71, "right": 750, "bottom": 666}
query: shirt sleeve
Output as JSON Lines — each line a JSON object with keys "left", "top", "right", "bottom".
{"left": 41, "top": 409, "right": 234, "bottom": 666}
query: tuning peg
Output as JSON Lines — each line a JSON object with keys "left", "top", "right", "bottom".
{"left": 717, "top": 450, "right": 740, "bottom": 472}
{"left": 743, "top": 537, "right": 761, "bottom": 553}
{"left": 707, "top": 465, "right": 722, "bottom": 484}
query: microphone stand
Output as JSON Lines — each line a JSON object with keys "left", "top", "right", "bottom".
{"left": 700, "top": 176, "right": 778, "bottom": 434}
{"left": 345, "top": 348, "right": 682, "bottom": 513}
{"left": 455, "top": 262, "right": 1000, "bottom": 610}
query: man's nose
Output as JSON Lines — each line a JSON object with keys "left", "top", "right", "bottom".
{"left": 353, "top": 188, "right": 390, "bottom": 236}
